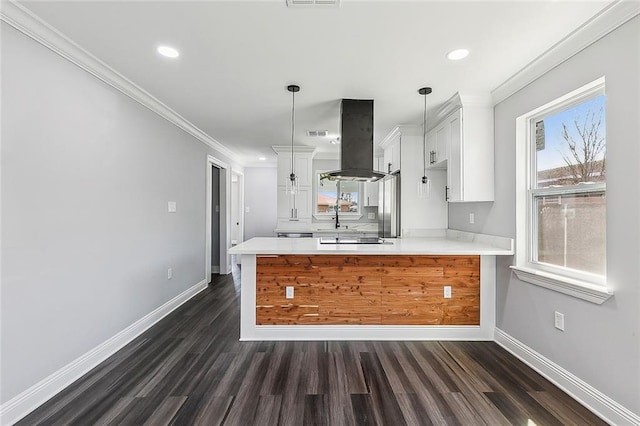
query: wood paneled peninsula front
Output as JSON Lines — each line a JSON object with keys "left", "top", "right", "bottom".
{"left": 229, "top": 231, "right": 513, "bottom": 341}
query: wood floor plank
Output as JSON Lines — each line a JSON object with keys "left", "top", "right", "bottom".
{"left": 359, "top": 352, "right": 407, "bottom": 425}
{"left": 143, "top": 396, "right": 187, "bottom": 426}
{"left": 220, "top": 352, "right": 270, "bottom": 425}
{"left": 395, "top": 392, "right": 434, "bottom": 426}
{"left": 303, "top": 394, "right": 327, "bottom": 426}
{"left": 16, "top": 269, "right": 607, "bottom": 426}
{"left": 253, "top": 395, "right": 282, "bottom": 425}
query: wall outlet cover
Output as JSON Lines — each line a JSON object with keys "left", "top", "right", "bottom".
{"left": 285, "top": 286, "right": 294, "bottom": 299}
{"left": 367, "top": 212, "right": 376, "bottom": 220}
{"left": 443, "top": 286, "right": 452, "bottom": 299}
{"left": 168, "top": 201, "right": 177, "bottom": 213}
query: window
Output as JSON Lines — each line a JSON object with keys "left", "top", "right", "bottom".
{"left": 315, "top": 171, "right": 361, "bottom": 218}
{"left": 513, "top": 77, "right": 611, "bottom": 304}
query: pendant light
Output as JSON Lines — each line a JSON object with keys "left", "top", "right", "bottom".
{"left": 286, "top": 84, "right": 300, "bottom": 195}
{"left": 418, "top": 87, "right": 432, "bottom": 199}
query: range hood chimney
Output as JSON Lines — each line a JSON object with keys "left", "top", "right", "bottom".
{"left": 321, "top": 99, "right": 386, "bottom": 182}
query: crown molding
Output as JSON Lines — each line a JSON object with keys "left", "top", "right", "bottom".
{"left": 0, "top": 0, "right": 245, "bottom": 166}
{"left": 430, "top": 92, "right": 493, "bottom": 129}
{"left": 379, "top": 125, "right": 420, "bottom": 149}
{"left": 492, "top": 0, "right": 640, "bottom": 105}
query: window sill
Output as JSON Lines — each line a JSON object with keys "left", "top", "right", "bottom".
{"left": 510, "top": 266, "right": 612, "bottom": 304}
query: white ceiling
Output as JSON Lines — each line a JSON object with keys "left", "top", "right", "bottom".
{"left": 18, "top": 0, "right": 613, "bottom": 165}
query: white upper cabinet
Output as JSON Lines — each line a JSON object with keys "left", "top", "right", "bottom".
{"left": 276, "top": 152, "right": 314, "bottom": 188}
{"left": 381, "top": 128, "right": 402, "bottom": 173}
{"left": 426, "top": 120, "right": 449, "bottom": 167}
{"left": 273, "top": 146, "right": 316, "bottom": 225}
{"left": 429, "top": 93, "right": 494, "bottom": 202}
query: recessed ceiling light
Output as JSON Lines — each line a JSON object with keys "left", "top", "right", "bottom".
{"left": 258, "top": 156, "right": 266, "bottom": 161}
{"left": 157, "top": 45, "right": 179, "bottom": 58}
{"left": 447, "top": 48, "right": 469, "bottom": 61}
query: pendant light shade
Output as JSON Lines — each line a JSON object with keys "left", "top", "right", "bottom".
{"left": 286, "top": 84, "right": 300, "bottom": 195}
{"left": 418, "top": 87, "right": 432, "bottom": 199}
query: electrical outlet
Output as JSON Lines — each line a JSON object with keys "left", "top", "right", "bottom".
{"left": 367, "top": 212, "right": 376, "bottom": 220}
{"left": 469, "top": 213, "right": 475, "bottom": 224}
{"left": 245, "top": 207, "right": 250, "bottom": 213}
{"left": 286, "top": 286, "right": 294, "bottom": 299}
{"left": 168, "top": 201, "right": 177, "bottom": 213}
{"left": 554, "top": 311, "right": 565, "bottom": 331}
{"left": 167, "top": 268, "right": 173, "bottom": 280}
{"left": 443, "top": 286, "right": 452, "bottom": 299}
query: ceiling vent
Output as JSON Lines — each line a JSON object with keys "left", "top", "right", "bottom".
{"left": 286, "top": 0, "right": 340, "bottom": 7}
{"left": 307, "top": 130, "right": 329, "bottom": 137}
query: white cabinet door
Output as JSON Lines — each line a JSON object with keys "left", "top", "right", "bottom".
{"left": 391, "top": 140, "right": 401, "bottom": 172}
{"left": 295, "top": 155, "right": 313, "bottom": 187}
{"left": 277, "top": 187, "right": 311, "bottom": 221}
{"left": 277, "top": 153, "right": 313, "bottom": 188}
{"left": 363, "top": 181, "right": 379, "bottom": 206}
{"left": 442, "top": 102, "right": 493, "bottom": 202}
{"left": 293, "top": 187, "right": 311, "bottom": 220}
{"left": 447, "top": 109, "right": 463, "bottom": 202}
{"left": 436, "top": 121, "right": 449, "bottom": 165}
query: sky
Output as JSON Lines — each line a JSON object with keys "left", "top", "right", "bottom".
{"left": 536, "top": 94, "right": 606, "bottom": 171}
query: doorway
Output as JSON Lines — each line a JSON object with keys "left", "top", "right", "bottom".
{"left": 211, "top": 165, "right": 221, "bottom": 273}
{"left": 206, "top": 155, "right": 231, "bottom": 278}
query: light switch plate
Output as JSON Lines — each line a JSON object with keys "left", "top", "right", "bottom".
{"left": 168, "top": 201, "right": 177, "bottom": 213}
{"left": 554, "top": 311, "right": 565, "bottom": 331}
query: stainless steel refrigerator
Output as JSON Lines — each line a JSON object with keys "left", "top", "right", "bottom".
{"left": 378, "top": 171, "right": 400, "bottom": 238}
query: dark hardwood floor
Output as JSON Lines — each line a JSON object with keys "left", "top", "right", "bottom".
{"left": 18, "top": 264, "right": 607, "bottom": 425}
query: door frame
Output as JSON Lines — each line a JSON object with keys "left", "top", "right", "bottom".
{"left": 231, "top": 170, "right": 245, "bottom": 245}
{"left": 206, "top": 155, "right": 231, "bottom": 276}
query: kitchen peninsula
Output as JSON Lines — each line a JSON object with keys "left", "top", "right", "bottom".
{"left": 229, "top": 230, "right": 513, "bottom": 341}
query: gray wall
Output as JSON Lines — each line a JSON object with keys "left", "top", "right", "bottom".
{"left": 243, "top": 167, "right": 277, "bottom": 239}
{"left": 449, "top": 17, "right": 640, "bottom": 414}
{"left": 0, "top": 23, "right": 239, "bottom": 403}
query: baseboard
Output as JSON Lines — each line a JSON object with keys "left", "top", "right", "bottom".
{"left": 494, "top": 328, "right": 640, "bottom": 425}
{"left": 0, "top": 279, "right": 208, "bottom": 426}
{"left": 211, "top": 266, "right": 220, "bottom": 274}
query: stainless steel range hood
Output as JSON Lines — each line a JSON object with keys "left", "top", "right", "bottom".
{"left": 321, "top": 99, "right": 386, "bottom": 182}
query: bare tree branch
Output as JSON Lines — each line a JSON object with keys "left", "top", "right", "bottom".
{"left": 560, "top": 107, "right": 605, "bottom": 184}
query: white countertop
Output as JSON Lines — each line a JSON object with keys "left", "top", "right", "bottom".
{"left": 230, "top": 230, "right": 514, "bottom": 256}
{"left": 274, "top": 224, "right": 378, "bottom": 234}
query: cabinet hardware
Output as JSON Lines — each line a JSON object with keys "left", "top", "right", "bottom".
{"left": 445, "top": 185, "right": 450, "bottom": 201}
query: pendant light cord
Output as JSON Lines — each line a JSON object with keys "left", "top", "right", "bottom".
{"left": 291, "top": 88, "right": 296, "bottom": 178}
{"left": 423, "top": 91, "right": 427, "bottom": 178}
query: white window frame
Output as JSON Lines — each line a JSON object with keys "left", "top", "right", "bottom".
{"left": 512, "top": 77, "right": 612, "bottom": 304}
{"left": 313, "top": 170, "right": 362, "bottom": 220}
